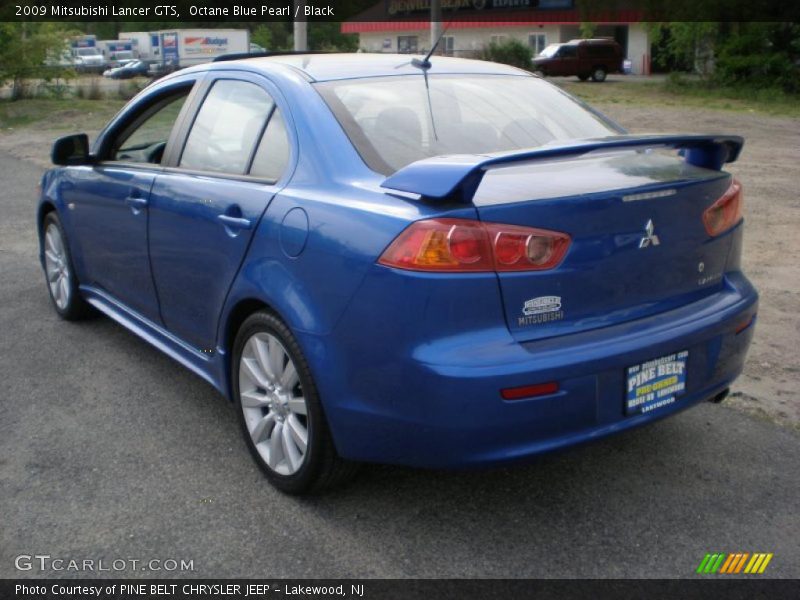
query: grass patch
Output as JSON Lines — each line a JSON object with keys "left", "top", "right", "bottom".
{"left": 557, "top": 78, "right": 800, "bottom": 118}
{"left": 0, "top": 98, "right": 126, "bottom": 132}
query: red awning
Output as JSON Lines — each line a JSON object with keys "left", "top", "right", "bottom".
{"left": 341, "top": 10, "right": 644, "bottom": 33}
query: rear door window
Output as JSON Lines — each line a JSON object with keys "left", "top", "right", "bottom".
{"left": 250, "top": 108, "right": 290, "bottom": 181}
{"left": 180, "top": 80, "right": 274, "bottom": 174}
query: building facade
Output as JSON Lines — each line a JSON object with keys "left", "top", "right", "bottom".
{"left": 343, "top": 2, "right": 652, "bottom": 75}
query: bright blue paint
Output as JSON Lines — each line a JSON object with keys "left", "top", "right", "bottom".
{"left": 38, "top": 55, "right": 757, "bottom": 469}
{"left": 381, "top": 134, "right": 744, "bottom": 200}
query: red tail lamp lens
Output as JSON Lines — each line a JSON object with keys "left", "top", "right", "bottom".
{"left": 485, "top": 223, "right": 571, "bottom": 271}
{"left": 379, "top": 219, "right": 571, "bottom": 273}
{"left": 703, "top": 179, "right": 743, "bottom": 237}
{"left": 378, "top": 218, "right": 494, "bottom": 272}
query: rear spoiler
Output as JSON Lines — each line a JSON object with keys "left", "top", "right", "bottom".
{"left": 381, "top": 134, "right": 744, "bottom": 202}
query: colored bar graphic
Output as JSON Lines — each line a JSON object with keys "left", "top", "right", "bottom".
{"left": 719, "top": 554, "right": 736, "bottom": 573}
{"left": 758, "top": 554, "right": 773, "bottom": 573}
{"left": 734, "top": 553, "right": 749, "bottom": 573}
{"left": 710, "top": 554, "right": 726, "bottom": 573}
{"left": 698, "top": 552, "right": 773, "bottom": 575}
{"left": 697, "top": 554, "right": 712, "bottom": 574}
{"left": 744, "top": 554, "right": 760, "bottom": 574}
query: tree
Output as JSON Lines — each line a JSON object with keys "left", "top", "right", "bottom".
{"left": 651, "top": 22, "right": 800, "bottom": 92}
{"left": 478, "top": 39, "right": 533, "bottom": 71}
{"left": 0, "top": 23, "right": 76, "bottom": 100}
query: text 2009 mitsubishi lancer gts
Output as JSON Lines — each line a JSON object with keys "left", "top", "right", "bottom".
{"left": 38, "top": 53, "right": 757, "bottom": 493}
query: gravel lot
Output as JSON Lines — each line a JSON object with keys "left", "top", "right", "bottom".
{"left": 0, "top": 96, "right": 798, "bottom": 579}
{"left": 594, "top": 103, "right": 800, "bottom": 428}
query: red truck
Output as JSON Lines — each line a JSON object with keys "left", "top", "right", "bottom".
{"left": 533, "top": 38, "right": 624, "bottom": 82}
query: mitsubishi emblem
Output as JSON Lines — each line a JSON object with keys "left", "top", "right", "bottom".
{"left": 639, "top": 219, "right": 660, "bottom": 249}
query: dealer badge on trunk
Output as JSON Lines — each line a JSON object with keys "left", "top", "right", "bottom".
{"left": 519, "top": 296, "right": 564, "bottom": 326}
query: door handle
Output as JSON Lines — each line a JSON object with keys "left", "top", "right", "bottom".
{"left": 125, "top": 196, "right": 148, "bottom": 212}
{"left": 217, "top": 214, "right": 252, "bottom": 230}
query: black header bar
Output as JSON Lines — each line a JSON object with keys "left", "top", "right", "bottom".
{"left": 1, "top": 0, "right": 799, "bottom": 22}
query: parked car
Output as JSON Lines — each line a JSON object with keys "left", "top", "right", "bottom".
{"left": 107, "top": 50, "right": 136, "bottom": 68}
{"left": 39, "top": 54, "right": 756, "bottom": 494}
{"left": 102, "top": 60, "right": 149, "bottom": 79}
{"left": 71, "top": 46, "right": 106, "bottom": 73}
{"left": 533, "top": 38, "right": 624, "bottom": 81}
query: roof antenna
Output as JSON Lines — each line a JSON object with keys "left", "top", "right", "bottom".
{"left": 412, "top": 20, "right": 451, "bottom": 70}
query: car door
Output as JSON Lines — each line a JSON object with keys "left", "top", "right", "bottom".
{"left": 552, "top": 45, "right": 578, "bottom": 76}
{"left": 148, "top": 73, "right": 293, "bottom": 352}
{"left": 61, "top": 78, "right": 199, "bottom": 322}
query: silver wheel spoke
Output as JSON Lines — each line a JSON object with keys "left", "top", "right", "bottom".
{"left": 280, "top": 361, "right": 298, "bottom": 390}
{"left": 287, "top": 397, "right": 307, "bottom": 416}
{"left": 51, "top": 278, "right": 61, "bottom": 304}
{"left": 59, "top": 278, "right": 69, "bottom": 307}
{"left": 241, "top": 390, "right": 270, "bottom": 408}
{"left": 45, "top": 230, "right": 57, "bottom": 254}
{"left": 268, "top": 337, "right": 284, "bottom": 381}
{"left": 241, "top": 357, "right": 269, "bottom": 389}
{"left": 287, "top": 414, "right": 308, "bottom": 453}
{"left": 47, "top": 266, "right": 60, "bottom": 282}
{"left": 253, "top": 336, "right": 276, "bottom": 381}
{"left": 250, "top": 412, "right": 275, "bottom": 444}
{"left": 282, "top": 423, "right": 302, "bottom": 471}
{"left": 268, "top": 422, "right": 285, "bottom": 469}
{"left": 51, "top": 228, "right": 63, "bottom": 254}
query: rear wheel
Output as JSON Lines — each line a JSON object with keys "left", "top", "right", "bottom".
{"left": 591, "top": 66, "right": 607, "bottom": 82}
{"left": 42, "top": 212, "right": 92, "bottom": 320}
{"left": 233, "top": 311, "right": 358, "bottom": 494}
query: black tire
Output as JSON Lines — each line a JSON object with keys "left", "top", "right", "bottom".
{"left": 41, "top": 212, "right": 92, "bottom": 321}
{"left": 232, "top": 311, "right": 358, "bottom": 494}
{"left": 591, "top": 66, "right": 607, "bottom": 82}
{"left": 578, "top": 74, "right": 590, "bottom": 82}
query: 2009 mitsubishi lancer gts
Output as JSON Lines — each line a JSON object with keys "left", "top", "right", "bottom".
{"left": 38, "top": 53, "right": 757, "bottom": 493}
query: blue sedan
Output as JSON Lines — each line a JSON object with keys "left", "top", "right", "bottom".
{"left": 38, "top": 54, "right": 757, "bottom": 493}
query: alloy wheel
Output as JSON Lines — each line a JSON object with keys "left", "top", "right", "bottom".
{"left": 44, "top": 223, "right": 71, "bottom": 310}
{"left": 238, "top": 332, "right": 309, "bottom": 475}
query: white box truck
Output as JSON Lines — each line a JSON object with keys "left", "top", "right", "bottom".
{"left": 119, "top": 32, "right": 161, "bottom": 63}
{"left": 69, "top": 35, "right": 105, "bottom": 72}
{"left": 155, "top": 29, "right": 250, "bottom": 71}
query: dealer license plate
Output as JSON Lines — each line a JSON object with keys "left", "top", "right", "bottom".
{"left": 625, "top": 350, "right": 688, "bottom": 416}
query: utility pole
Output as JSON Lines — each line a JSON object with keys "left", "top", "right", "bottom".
{"left": 430, "top": 0, "right": 442, "bottom": 55}
{"left": 293, "top": 0, "right": 308, "bottom": 52}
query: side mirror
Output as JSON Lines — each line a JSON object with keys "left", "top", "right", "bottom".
{"left": 51, "top": 133, "right": 92, "bottom": 166}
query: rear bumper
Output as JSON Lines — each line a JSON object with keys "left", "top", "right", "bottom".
{"left": 315, "top": 272, "right": 757, "bottom": 469}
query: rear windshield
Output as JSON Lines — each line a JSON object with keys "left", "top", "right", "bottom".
{"left": 316, "top": 74, "right": 621, "bottom": 175}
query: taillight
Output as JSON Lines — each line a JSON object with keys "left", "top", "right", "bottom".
{"left": 703, "top": 179, "right": 743, "bottom": 237}
{"left": 485, "top": 223, "right": 571, "bottom": 272}
{"left": 378, "top": 218, "right": 571, "bottom": 272}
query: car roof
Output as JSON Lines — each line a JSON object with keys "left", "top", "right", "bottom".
{"left": 200, "top": 53, "right": 532, "bottom": 82}
{"left": 565, "top": 38, "right": 619, "bottom": 46}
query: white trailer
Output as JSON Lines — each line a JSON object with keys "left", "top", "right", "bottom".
{"left": 119, "top": 32, "right": 161, "bottom": 63}
{"left": 156, "top": 29, "right": 250, "bottom": 68}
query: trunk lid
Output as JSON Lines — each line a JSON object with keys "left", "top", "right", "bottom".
{"left": 473, "top": 151, "right": 734, "bottom": 341}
